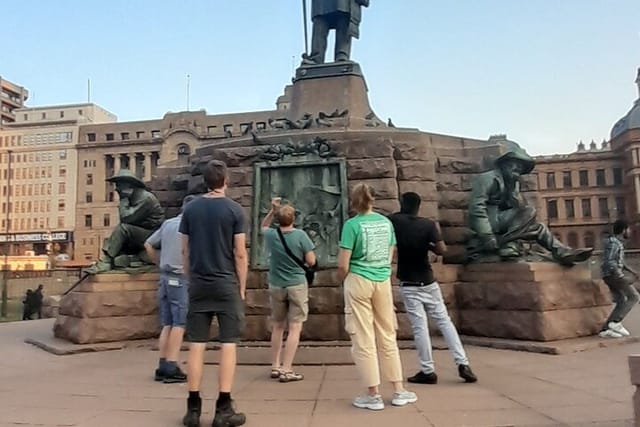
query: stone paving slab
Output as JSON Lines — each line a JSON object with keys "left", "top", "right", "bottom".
{"left": 4, "top": 318, "right": 639, "bottom": 426}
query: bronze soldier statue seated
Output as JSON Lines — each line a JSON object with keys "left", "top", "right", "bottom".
{"left": 467, "top": 139, "right": 592, "bottom": 265}
{"left": 85, "top": 169, "right": 165, "bottom": 274}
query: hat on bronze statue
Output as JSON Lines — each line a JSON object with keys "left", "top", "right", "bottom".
{"left": 105, "top": 169, "right": 147, "bottom": 189}
{"left": 490, "top": 135, "right": 535, "bottom": 175}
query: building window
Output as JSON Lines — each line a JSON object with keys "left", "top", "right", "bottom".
{"left": 108, "top": 191, "right": 115, "bottom": 202}
{"left": 59, "top": 150, "right": 67, "bottom": 160}
{"left": 584, "top": 231, "right": 595, "bottom": 249}
{"left": 207, "top": 126, "right": 217, "bottom": 134}
{"left": 151, "top": 130, "right": 161, "bottom": 138}
{"left": 23, "top": 114, "right": 28, "bottom": 121}
{"left": 106, "top": 133, "right": 114, "bottom": 141}
{"left": 546, "top": 172, "right": 556, "bottom": 189}
{"left": 60, "top": 111, "right": 65, "bottom": 118}
{"left": 58, "top": 216, "right": 65, "bottom": 228}
{"left": 121, "top": 132, "right": 130, "bottom": 140}
{"left": 87, "top": 133, "right": 96, "bottom": 142}
{"left": 547, "top": 200, "right": 558, "bottom": 219}
{"left": 58, "top": 182, "right": 65, "bottom": 194}
{"left": 564, "top": 199, "right": 575, "bottom": 218}
{"left": 596, "top": 169, "right": 606, "bottom": 186}
{"left": 103, "top": 214, "right": 110, "bottom": 227}
{"left": 598, "top": 197, "right": 609, "bottom": 218}
{"left": 256, "top": 122, "right": 266, "bottom": 130}
{"left": 562, "top": 171, "right": 572, "bottom": 188}
{"left": 85, "top": 215, "right": 92, "bottom": 228}
{"left": 581, "top": 198, "right": 591, "bottom": 218}
{"left": 613, "top": 168, "right": 623, "bottom": 186}
{"left": 41, "top": 112, "right": 46, "bottom": 119}
{"left": 579, "top": 170, "right": 589, "bottom": 187}
{"left": 136, "top": 131, "right": 145, "bottom": 139}
{"left": 59, "top": 166, "right": 66, "bottom": 178}
{"left": 78, "top": 109, "right": 83, "bottom": 115}
{"left": 58, "top": 200, "right": 65, "bottom": 211}
{"left": 616, "top": 197, "right": 626, "bottom": 216}
{"left": 86, "top": 192, "right": 93, "bottom": 203}
{"left": 86, "top": 174, "right": 93, "bottom": 185}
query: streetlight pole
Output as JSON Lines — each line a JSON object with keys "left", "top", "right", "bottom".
{"left": 2, "top": 149, "right": 12, "bottom": 318}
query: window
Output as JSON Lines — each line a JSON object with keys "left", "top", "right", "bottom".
{"left": 584, "top": 231, "right": 595, "bottom": 249}
{"left": 59, "top": 166, "right": 66, "bottom": 178}
{"left": 579, "top": 170, "right": 589, "bottom": 187}
{"left": 223, "top": 124, "right": 233, "bottom": 135}
{"left": 151, "top": 130, "right": 161, "bottom": 138}
{"left": 106, "top": 133, "right": 114, "bottom": 141}
{"left": 87, "top": 133, "right": 96, "bottom": 142}
{"left": 58, "top": 182, "right": 65, "bottom": 194}
{"left": 562, "top": 171, "right": 572, "bottom": 188}
{"left": 41, "top": 112, "right": 46, "bottom": 119}
{"left": 59, "top": 150, "right": 67, "bottom": 160}
{"left": 121, "top": 132, "right": 130, "bottom": 140}
{"left": 23, "top": 114, "right": 28, "bottom": 121}
{"left": 256, "top": 122, "right": 266, "bottom": 130}
{"left": 240, "top": 123, "right": 251, "bottom": 134}
{"left": 616, "top": 197, "right": 626, "bottom": 216}
{"left": 78, "top": 109, "right": 83, "bottom": 115}
{"left": 136, "top": 131, "right": 145, "bottom": 139}
{"left": 547, "top": 200, "right": 558, "bottom": 219}
{"left": 60, "top": 111, "right": 65, "bottom": 118}
{"left": 103, "top": 214, "right": 110, "bottom": 227}
{"left": 108, "top": 191, "right": 115, "bottom": 202}
{"left": 85, "top": 215, "right": 92, "bottom": 228}
{"left": 581, "top": 198, "right": 591, "bottom": 218}
{"left": 58, "top": 200, "right": 65, "bottom": 211}
{"left": 613, "top": 168, "right": 623, "bottom": 186}
{"left": 58, "top": 216, "right": 65, "bottom": 228}
{"left": 596, "top": 169, "right": 606, "bottom": 186}
{"left": 546, "top": 172, "right": 556, "bottom": 189}
{"left": 86, "top": 192, "right": 93, "bottom": 203}
{"left": 598, "top": 197, "right": 609, "bottom": 218}
{"left": 86, "top": 174, "right": 93, "bottom": 185}
{"left": 207, "top": 126, "right": 217, "bottom": 134}
{"left": 564, "top": 199, "right": 575, "bottom": 218}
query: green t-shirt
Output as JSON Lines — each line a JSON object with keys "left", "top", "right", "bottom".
{"left": 263, "top": 228, "right": 315, "bottom": 287}
{"left": 339, "top": 212, "right": 396, "bottom": 282}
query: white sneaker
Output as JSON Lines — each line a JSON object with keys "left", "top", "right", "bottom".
{"left": 391, "top": 390, "right": 418, "bottom": 406}
{"left": 608, "top": 322, "right": 630, "bottom": 337}
{"left": 353, "top": 394, "right": 384, "bottom": 411}
{"left": 599, "top": 329, "right": 624, "bottom": 338}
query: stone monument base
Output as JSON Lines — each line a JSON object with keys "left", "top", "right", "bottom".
{"left": 456, "top": 262, "right": 611, "bottom": 342}
{"left": 53, "top": 273, "right": 160, "bottom": 344}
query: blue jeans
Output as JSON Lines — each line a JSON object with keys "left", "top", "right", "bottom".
{"left": 158, "top": 273, "right": 188, "bottom": 328}
{"left": 401, "top": 282, "right": 469, "bottom": 374}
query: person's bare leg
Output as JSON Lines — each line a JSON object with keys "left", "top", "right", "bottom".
{"left": 167, "top": 327, "right": 185, "bottom": 363}
{"left": 281, "top": 322, "right": 302, "bottom": 371}
{"left": 187, "top": 343, "right": 206, "bottom": 391}
{"left": 218, "top": 343, "right": 237, "bottom": 392}
{"left": 158, "top": 326, "right": 171, "bottom": 359}
{"left": 270, "top": 322, "right": 285, "bottom": 370}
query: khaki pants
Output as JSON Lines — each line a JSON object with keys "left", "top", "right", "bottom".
{"left": 343, "top": 273, "right": 403, "bottom": 387}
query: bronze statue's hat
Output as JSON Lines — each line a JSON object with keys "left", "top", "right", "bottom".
{"left": 105, "top": 169, "right": 147, "bottom": 188}
{"left": 490, "top": 135, "right": 535, "bottom": 175}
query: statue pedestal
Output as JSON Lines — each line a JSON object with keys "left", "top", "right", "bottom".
{"left": 289, "top": 61, "right": 375, "bottom": 127}
{"left": 457, "top": 263, "right": 612, "bottom": 341}
{"left": 53, "top": 273, "right": 160, "bottom": 344}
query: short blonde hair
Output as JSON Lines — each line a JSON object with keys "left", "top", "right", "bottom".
{"left": 351, "top": 183, "right": 374, "bottom": 213}
{"left": 276, "top": 204, "right": 296, "bottom": 226}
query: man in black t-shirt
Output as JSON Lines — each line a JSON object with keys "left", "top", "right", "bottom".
{"left": 390, "top": 192, "right": 477, "bottom": 385}
{"left": 179, "top": 160, "right": 247, "bottom": 427}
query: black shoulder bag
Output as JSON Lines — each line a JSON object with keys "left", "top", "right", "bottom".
{"left": 276, "top": 228, "right": 316, "bottom": 285}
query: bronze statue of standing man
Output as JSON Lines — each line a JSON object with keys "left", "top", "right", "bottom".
{"left": 302, "top": 0, "right": 370, "bottom": 65}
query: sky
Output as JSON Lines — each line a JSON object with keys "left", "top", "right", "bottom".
{"left": 2, "top": 0, "right": 639, "bottom": 155}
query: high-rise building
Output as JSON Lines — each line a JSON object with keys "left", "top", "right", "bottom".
{"left": 0, "top": 103, "right": 116, "bottom": 258}
{"left": 0, "top": 76, "right": 29, "bottom": 125}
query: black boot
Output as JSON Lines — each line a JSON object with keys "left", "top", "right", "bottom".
{"left": 407, "top": 371, "right": 438, "bottom": 384}
{"left": 183, "top": 395, "right": 201, "bottom": 427}
{"left": 212, "top": 401, "right": 246, "bottom": 427}
{"left": 458, "top": 365, "right": 478, "bottom": 383}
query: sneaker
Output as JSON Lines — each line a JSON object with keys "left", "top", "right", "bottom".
{"left": 154, "top": 368, "right": 164, "bottom": 382}
{"left": 407, "top": 371, "right": 438, "bottom": 384}
{"left": 279, "top": 371, "right": 304, "bottom": 383}
{"left": 352, "top": 394, "right": 385, "bottom": 411}
{"left": 608, "top": 322, "right": 630, "bottom": 337}
{"left": 212, "top": 401, "right": 246, "bottom": 427}
{"left": 458, "top": 365, "right": 478, "bottom": 383}
{"left": 163, "top": 366, "right": 188, "bottom": 384}
{"left": 391, "top": 390, "right": 418, "bottom": 407}
{"left": 599, "top": 329, "right": 624, "bottom": 338}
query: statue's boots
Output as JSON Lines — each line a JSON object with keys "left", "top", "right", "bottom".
{"left": 498, "top": 242, "right": 521, "bottom": 259}
{"left": 553, "top": 247, "right": 594, "bottom": 266}
{"left": 84, "top": 258, "right": 112, "bottom": 274}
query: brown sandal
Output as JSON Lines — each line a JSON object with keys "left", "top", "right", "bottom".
{"left": 279, "top": 371, "right": 304, "bottom": 383}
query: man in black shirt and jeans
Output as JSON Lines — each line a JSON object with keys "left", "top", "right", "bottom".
{"left": 390, "top": 192, "right": 477, "bottom": 384}
{"left": 180, "top": 160, "right": 247, "bottom": 427}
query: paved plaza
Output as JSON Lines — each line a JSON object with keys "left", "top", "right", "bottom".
{"left": 0, "top": 318, "right": 637, "bottom": 427}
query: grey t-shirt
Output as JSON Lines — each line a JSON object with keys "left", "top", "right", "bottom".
{"left": 263, "top": 228, "right": 315, "bottom": 287}
{"left": 145, "top": 215, "right": 183, "bottom": 275}
{"left": 179, "top": 197, "right": 245, "bottom": 311}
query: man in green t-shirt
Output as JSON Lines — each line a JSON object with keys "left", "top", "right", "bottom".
{"left": 261, "top": 198, "right": 316, "bottom": 383}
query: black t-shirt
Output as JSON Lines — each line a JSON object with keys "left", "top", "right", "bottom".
{"left": 389, "top": 212, "right": 441, "bottom": 284}
{"left": 179, "top": 197, "right": 245, "bottom": 311}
